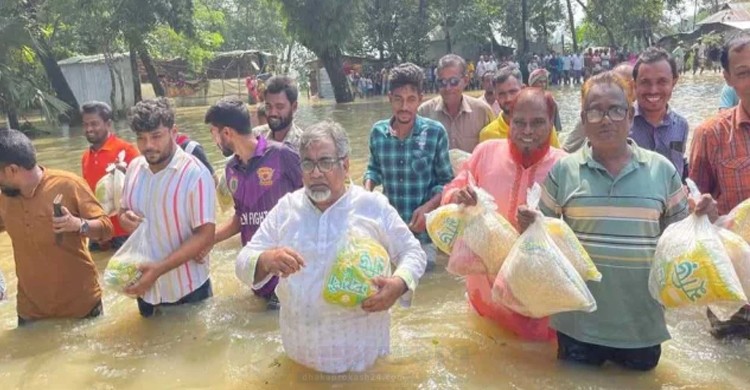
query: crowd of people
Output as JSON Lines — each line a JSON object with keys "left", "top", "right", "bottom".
{"left": 2, "top": 34, "right": 750, "bottom": 377}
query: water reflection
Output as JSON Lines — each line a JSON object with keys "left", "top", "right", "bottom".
{"left": 1, "top": 73, "right": 747, "bottom": 389}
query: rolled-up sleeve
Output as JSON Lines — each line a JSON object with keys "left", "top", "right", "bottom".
{"left": 236, "top": 196, "right": 286, "bottom": 289}
{"left": 363, "top": 129, "right": 383, "bottom": 186}
{"left": 381, "top": 199, "right": 427, "bottom": 307}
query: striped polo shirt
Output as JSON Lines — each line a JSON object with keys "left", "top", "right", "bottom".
{"left": 121, "top": 146, "right": 216, "bottom": 305}
{"left": 539, "top": 140, "right": 689, "bottom": 348}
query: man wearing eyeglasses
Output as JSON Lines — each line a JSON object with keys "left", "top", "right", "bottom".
{"left": 418, "top": 54, "right": 495, "bottom": 153}
{"left": 629, "top": 47, "right": 689, "bottom": 180}
{"left": 236, "top": 120, "right": 427, "bottom": 373}
{"left": 365, "top": 63, "right": 454, "bottom": 271}
{"left": 204, "top": 97, "right": 302, "bottom": 309}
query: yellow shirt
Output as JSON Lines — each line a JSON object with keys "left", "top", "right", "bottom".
{"left": 479, "top": 114, "right": 560, "bottom": 148}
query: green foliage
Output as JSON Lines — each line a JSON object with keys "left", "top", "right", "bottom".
{"left": 216, "top": 0, "right": 291, "bottom": 55}
{"left": 577, "top": 0, "right": 682, "bottom": 47}
{"left": 277, "top": 0, "right": 364, "bottom": 54}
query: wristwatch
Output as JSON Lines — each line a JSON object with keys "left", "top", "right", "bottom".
{"left": 79, "top": 218, "right": 90, "bottom": 236}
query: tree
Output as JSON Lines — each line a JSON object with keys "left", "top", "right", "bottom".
{"left": 276, "top": 0, "right": 361, "bottom": 103}
{"left": 217, "top": 0, "right": 291, "bottom": 55}
{"left": 575, "top": 0, "right": 681, "bottom": 48}
{"left": 566, "top": 0, "right": 578, "bottom": 53}
{"left": 0, "top": 3, "right": 69, "bottom": 131}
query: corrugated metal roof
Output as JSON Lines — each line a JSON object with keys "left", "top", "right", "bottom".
{"left": 699, "top": 3, "right": 750, "bottom": 25}
{"left": 58, "top": 53, "right": 128, "bottom": 65}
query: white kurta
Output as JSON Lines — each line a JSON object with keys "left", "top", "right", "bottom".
{"left": 236, "top": 186, "right": 427, "bottom": 373}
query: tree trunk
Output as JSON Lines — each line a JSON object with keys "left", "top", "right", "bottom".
{"left": 33, "top": 38, "right": 80, "bottom": 124}
{"left": 103, "top": 52, "right": 118, "bottom": 112}
{"left": 445, "top": 21, "right": 452, "bottom": 53}
{"left": 6, "top": 108, "right": 20, "bottom": 130}
{"left": 129, "top": 44, "right": 142, "bottom": 103}
{"left": 521, "top": 0, "right": 529, "bottom": 55}
{"left": 575, "top": 0, "right": 616, "bottom": 48}
{"left": 285, "top": 41, "right": 295, "bottom": 74}
{"left": 566, "top": 0, "right": 578, "bottom": 53}
{"left": 418, "top": 0, "right": 427, "bottom": 18}
{"left": 319, "top": 48, "right": 353, "bottom": 103}
{"left": 137, "top": 44, "right": 165, "bottom": 97}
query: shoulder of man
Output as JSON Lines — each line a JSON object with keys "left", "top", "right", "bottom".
{"left": 251, "top": 124, "right": 270, "bottom": 137}
{"left": 45, "top": 169, "right": 93, "bottom": 194}
{"left": 417, "top": 96, "right": 440, "bottom": 113}
{"left": 693, "top": 108, "right": 734, "bottom": 140}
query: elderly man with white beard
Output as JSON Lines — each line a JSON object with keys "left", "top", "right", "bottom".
{"left": 235, "top": 120, "right": 427, "bottom": 373}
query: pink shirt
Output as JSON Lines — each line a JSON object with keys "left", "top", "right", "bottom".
{"left": 442, "top": 139, "right": 567, "bottom": 228}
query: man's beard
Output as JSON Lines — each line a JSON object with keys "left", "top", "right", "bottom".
{"left": 268, "top": 114, "right": 293, "bottom": 132}
{"left": 305, "top": 187, "right": 331, "bottom": 203}
{"left": 0, "top": 185, "right": 21, "bottom": 197}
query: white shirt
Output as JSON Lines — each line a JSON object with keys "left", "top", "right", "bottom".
{"left": 236, "top": 186, "right": 426, "bottom": 373}
{"left": 486, "top": 60, "right": 498, "bottom": 73}
{"left": 476, "top": 61, "right": 486, "bottom": 78}
{"left": 121, "top": 147, "right": 216, "bottom": 304}
{"left": 572, "top": 55, "right": 583, "bottom": 70}
{"left": 562, "top": 56, "right": 572, "bottom": 70}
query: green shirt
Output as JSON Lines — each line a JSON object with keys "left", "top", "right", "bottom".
{"left": 539, "top": 140, "right": 689, "bottom": 348}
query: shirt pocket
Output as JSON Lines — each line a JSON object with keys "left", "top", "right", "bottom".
{"left": 719, "top": 157, "right": 750, "bottom": 183}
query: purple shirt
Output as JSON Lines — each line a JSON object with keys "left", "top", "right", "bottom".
{"left": 226, "top": 136, "right": 303, "bottom": 246}
{"left": 629, "top": 104, "right": 689, "bottom": 178}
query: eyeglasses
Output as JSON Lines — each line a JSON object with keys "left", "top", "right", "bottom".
{"left": 584, "top": 106, "right": 628, "bottom": 123}
{"left": 437, "top": 77, "right": 462, "bottom": 89}
{"left": 301, "top": 157, "right": 345, "bottom": 173}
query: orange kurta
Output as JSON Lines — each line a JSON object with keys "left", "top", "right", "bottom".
{"left": 442, "top": 139, "right": 567, "bottom": 340}
{"left": 0, "top": 168, "right": 113, "bottom": 319}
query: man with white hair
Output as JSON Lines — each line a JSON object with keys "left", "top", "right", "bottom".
{"left": 236, "top": 120, "right": 427, "bottom": 373}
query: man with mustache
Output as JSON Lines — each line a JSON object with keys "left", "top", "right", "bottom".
{"left": 118, "top": 98, "right": 217, "bottom": 317}
{"left": 205, "top": 97, "right": 302, "bottom": 308}
{"left": 0, "top": 129, "right": 113, "bottom": 325}
{"left": 236, "top": 120, "right": 426, "bottom": 373}
{"left": 418, "top": 54, "right": 494, "bottom": 153}
{"left": 79, "top": 101, "right": 140, "bottom": 251}
{"left": 629, "top": 47, "right": 689, "bottom": 179}
{"left": 252, "top": 76, "right": 303, "bottom": 152}
{"left": 364, "top": 62, "right": 454, "bottom": 271}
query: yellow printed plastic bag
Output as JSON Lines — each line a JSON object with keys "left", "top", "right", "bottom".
{"left": 95, "top": 150, "right": 126, "bottom": 215}
{"left": 216, "top": 170, "right": 234, "bottom": 212}
{"left": 492, "top": 212, "right": 597, "bottom": 318}
{"left": 323, "top": 234, "right": 391, "bottom": 308}
{"left": 649, "top": 180, "right": 747, "bottom": 318}
{"left": 462, "top": 175, "right": 519, "bottom": 276}
{"left": 426, "top": 204, "right": 466, "bottom": 255}
{"left": 544, "top": 218, "right": 601, "bottom": 282}
{"left": 711, "top": 228, "right": 750, "bottom": 319}
{"left": 718, "top": 198, "right": 750, "bottom": 244}
{"left": 449, "top": 149, "right": 471, "bottom": 175}
{"left": 103, "top": 222, "right": 152, "bottom": 296}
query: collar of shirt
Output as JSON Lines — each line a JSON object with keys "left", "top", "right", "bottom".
{"left": 302, "top": 182, "right": 353, "bottom": 215}
{"left": 633, "top": 103, "right": 676, "bottom": 128}
{"left": 90, "top": 133, "right": 118, "bottom": 152}
{"left": 733, "top": 102, "right": 750, "bottom": 129}
{"left": 387, "top": 116, "right": 426, "bottom": 139}
{"left": 158, "top": 146, "right": 189, "bottom": 172}
{"left": 437, "top": 95, "right": 472, "bottom": 117}
{"left": 230, "top": 135, "right": 268, "bottom": 171}
{"left": 578, "top": 138, "right": 649, "bottom": 169}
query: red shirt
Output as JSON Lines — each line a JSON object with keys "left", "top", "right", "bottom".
{"left": 81, "top": 134, "right": 139, "bottom": 237}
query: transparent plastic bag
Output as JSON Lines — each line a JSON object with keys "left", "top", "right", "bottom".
{"left": 710, "top": 228, "right": 750, "bottom": 319}
{"left": 323, "top": 230, "right": 391, "bottom": 308}
{"left": 449, "top": 149, "right": 471, "bottom": 175}
{"left": 426, "top": 204, "right": 466, "bottom": 255}
{"left": 447, "top": 237, "right": 487, "bottom": 276}
{"left": 717, "top": 197, "right": 750, "bottom": 244}
{"left": 216, "top": 170, "right": 234, "bottom": 212}
{"left": 462, "top": 174, "right": 519, "bottom": 276}
{"left": 103, "top": 222, "right": 152, "bottom": 296}
{"left": 649, "top": 180, "right": 747, "bottom": 318}
{"left": 492, "top": 214, "right": 597, "bottom": 318}
{"left": 95, "top": 150, "right": 126, "bottom": 215}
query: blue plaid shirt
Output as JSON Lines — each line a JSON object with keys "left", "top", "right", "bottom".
{"left": 364, "top": 115, "right": 454, "bottom": 243}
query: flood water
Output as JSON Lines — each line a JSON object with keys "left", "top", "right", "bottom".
{"left": 2, "top": 72, "right": 748, "bottom": 389}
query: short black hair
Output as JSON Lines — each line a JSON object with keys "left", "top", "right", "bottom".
{"left": 493, "top": 66, "right": 522, "bottom": 86}
{"left": 389, "top": 62, "right": 424, "bottom": 92}
{"left": 204, "top": 97, "right": 251, "bottom": 134}
{"left": 264, "top": 76, "right": 298, "bottom": 104}
{"left": 128, "top": 97, "right": 175, "bottom": 133}
{"left": 633, "top": 47, "right": 678, "bottom": 80}
{"left": 0, "top": 128, "right": 37, "bottom": 169}
{"left": 81, "top": 101, "right": 113, "bottom": 122}
{"left": 721, "top": 35, "right": 750, "bottom": 71}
